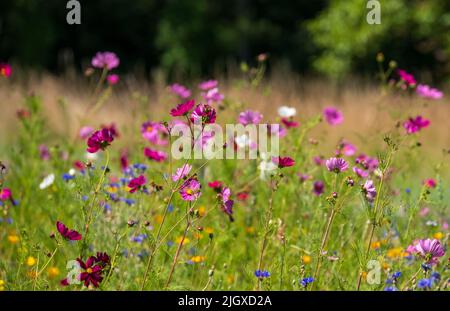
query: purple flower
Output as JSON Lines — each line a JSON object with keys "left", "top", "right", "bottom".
{"left": 91, "top": 52, "right": 120, "bottom": 70}
{"left": 141, "top": 121, "right": 168, "bottom": 145}
{"left": 86, "top": 128, "right": 114, "bottom": 153}
{"left": 325, "top": 157, "right": 349, "bottom": 173}
{"left": 273, "top": 156, "right": 295, "bottom": 168}
{"left": 170, "top": 83, "right": 191, "bottom": 99}
{"left": 323, "top": 107, "right": 343, "bottom": 125}
{"left": 313, "top": 181, "right": 324, "bottom": 196}
{"left": 403, "top": 116, "right": 430, "bottom": 134}
{"left": 39, "top": 144, "right": 50, "bottom": 160}
{"left": 198, "top": 80, "right": 218, "bottom": 91}
{"left": 128, "top": 175, "right": 146, "bottom": 193}
{"left": 219, "top": 187, "right": 234, "bottom": 222}
{"left": 238, "top": 110, "right": 263, "bottom": 125}
{"left": 143, "top": 147, "right": 167, "bottom": 162}
{"left": 414, "top": 239, "right": 445, "bottom": 265}
{"left": 191, "top": 104, "right": 216, "bottom": 124}
{"left": 337, "top": 141, "right": 356, "bottom": 156}
{"left": 172, "top": 164, "right": 192, "bottom": 182}
{"left": 179, "top": 178, "right": 201, "bottom": 201}
{"left": 170, "top": 99, "right": 195, "bottom": 117}
{"left": 201, "top": 87, "right": 224, "bottom": 104}
{"left": 416, "top": 84, "right": 443, "bottom": 100}
{"left": 362, "top": 179, "right": 377, "bottom": 202}
{"left": 254, "top": 270, "right": 270, "bottom": 278}
{"left": 353, "top": 166, "right": 369, "bottom": 178}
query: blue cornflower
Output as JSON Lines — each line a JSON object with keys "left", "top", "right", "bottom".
{"left": 167, "top": 240, "right": 174, "bottom": 247}
{"left": 120, "top": 198, "right": 135, "bottom": 206}
{"left": 255, "top": 270, "right": 270, "bottom": 278}
{"left": 430, "top": 272, "right": 441, "bottom": 283}
{"left": 421, "top": 263, "right": 432, "bottom": 272}
{"left": 417, "top": 278, "right": 432, "bottom": 289}
{"left": 384, "top": 286, "right": 397, "bottom": 291}
{"left": 300, "top": 277, "right": 314, "bottom": 288}
{"left": 133, "top": 163, "right": 147, "bottom": 171}
{"left": 62, "top": 173, "right": 75, "bottom": 181}
{"left": 168, "top": 203, "right": 174, "bottom": 213}
{"left": 392, "top": 271, "right": 402, "bottom": 279}
{"left": 405, "top": 188, "right": 411, "bottom": 194}
{"left": 131, "top": 234, "right": 147, "bottom": 243}
{"left": 82, "top": 195, "right": 88, "bottom": 201}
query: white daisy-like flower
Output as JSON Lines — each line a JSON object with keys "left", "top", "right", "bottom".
{"left": 39, "top": 173, "right": 55, "bottom": 190}
{"left": 277, "top": 106, "right": 296, "bottom": 118}
{"left": 258, "top": 152, "right": 277, "bottom": 180}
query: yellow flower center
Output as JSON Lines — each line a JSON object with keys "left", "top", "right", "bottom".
{"left": 86, "top": 268, "right": 93, "bottom": 273}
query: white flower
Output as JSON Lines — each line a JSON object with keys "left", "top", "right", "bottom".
{"left": 39, "top": 174, "right": 55, "bottom": 190}
{"left": 258, "top": 152, "right": 277, "bottom": 180}
{"left": 85, "top": 152, "right": 98, "bottom": 161}
{"left": 68, "top": 168, "right": 76, "bottom": 176}
{"left": 277, "top": 106, "right": 296, "bottom": 118}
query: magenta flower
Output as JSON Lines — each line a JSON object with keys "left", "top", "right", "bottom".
{"left": 273, "top": 156, "right": 295, "bottom": 168}
{"left": 170, "top": 99, "right": 195, "bottom": 117}
{"left": 239, "top": 110, "right": 263, "bottom": 125}
{"left": 313, "top": 156, "right": 325, "bottom": 166}
{"left": 413, "top": 239, "right": 445, "bottom": 265}
{"left": 403, "top": 116, "right": 430, "bottom": 134}
{"left": 101, "top": 123, "right": 119, "bottom": 138}
{"left": 143, "top": 147, "right": 167, "bottom": 162}
{"left": 313, "top": 181, "right": 324, "bottom": 196}
{"left": 191, "top": 104, "right": 216, "bottom": 124}
{"left": 179, "top": 178, "right": 201, "bottom": 201}
{"left": 128, "top": 175, "right": 147, "bottom": 193}
{"left": 56, "top": 221, "right": 82, "bottom": 241}
{"left": 362, "top": 180, "right": 377, "bottom": 202}
{"left": 355, "top": 154, "right": 379, "bottom": 172}
{"left": 86, "top": 128, "right": 114, "bottom": 153}
{"left": 141, "top": 121, "right": 168, "bottom": 145}
{"left": 0, "top": 188, "right": 12, "bottom": 201}
{"left": 208, "top": 180, "right": 223, "bottom": 191}
{"left": 198, "top": 80, "right": 218, "bottom": 91}
{"left": 79, "top": 126, "right": 94, "bottom": 139}
{"left": 170, "top": 83, "right": 191, "bottom": 99}
{"left": 219, "top": 187, "right": 234, "bottom": 222}
{"left": 325, "top": 157, "right": 349, "bottom": 173}
{"left": 353, "top": 166, "right": 369, "bottom": 178}
{"left": 0, "top": 63, "right": 12, "bottom": 77}
{"left": 39, "top": 144, "right": 51, "bottom": 161}
{"left": 172, "top": 164, "right": 192, "bottom": 182}
{"left": 107, "top": 74, "right": 119, "bottom": 85}
{"left": 120, "top": 150, "right": 129, "bottom": 171}
{"left": 337, "top": 141, "right": 356, "bottom": 156}
{"left": 397, "top": 69, "right": 416, "bottom": 86}
{"left": 201, "top": 87, "right": 224, "bottom": 104}
{"left": 268, "top": 124, "right": 287, "bottom": 138}
{"left": 323, "top": 107, "right": 344, "bottom": 125}
{"left": 416, "top": 84, "right": 443, "bottom": 100}
{"left": 91, "top": 51, "right": 120, "bottom": 70}
{"left": 423, "top": 178, "right": 437, "bottom": 189}
{"left": 77, "top": 257, "right": 104, "bottom": 287}
{"left": 281, "top": 118, "right": 299, "bottom": 128}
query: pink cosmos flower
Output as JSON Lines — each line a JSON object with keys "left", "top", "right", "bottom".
{"left": 143, "top": 147, "right": 167, "bottom": 162}
{"left": 325, "top": 157, "right": 349, "bottom": 173}
{"left": 86, "top": 128, "right": 114, "bottom": 153}
{"left": 101, "top": 123, "right": 119, "bottom": 138}
{"left": 416, "top": 84, "right": 443, "bottom": 100}
{"left": 170, "top": 83, "right": 191, "bottom": 98}
{"left": 141, "top": 121, "right": 168, "bottom": 145}
{"left": 0, "top": 63, "right": 12, "bottom": 77}
{"left": 198, "top": 80, "right": 218, "bottom": 91}
{"left": 268, "top": 124, "right": 287, "bottom": 138}
{"left": 107, "top": 74, "right": 119, "bottom": 85}
{"left": 355, "top": 154, "right": 379, "bottom": 172}
{"left": 0, "top": 188, "right": 12, "bottom": 201}
{"left": 397, "top": 69, "right": 416, "bottom": 86}
{"left": 337, "top": 141, "right": 356, "bottom": 156}
{"left": 91, "top": 52, "right": 120, "bottom": 70}
{"left": 281, "top": 118, "right": 299, "bottom": 128}
{"left": 403, "top": 116, "right": 430, "bottom": 134}
{"left": 412, "top": 239, "right": 445, "bottom": 265}
{"left": 179, "top": 178, "right": 201, "bottom": 201}
{"left": 313, "top": 181, "right": 324, "bottom": 196}
{"left": 419, "top": 207, "right": 430, "bottom": 217}
{"left": 56, "top": 221, "right": 82, "bottom": 241}
{"left": 170, "top": 99, "right": 195, "bottom": 117}
{"left": 191, "top": 104, "right": 216, "bottom": 125}
{"left": 239, "top": 110, "right": 263, "bottom": 125}
{"left": 172, "top": 164, "right": 192, "bottom": 182}
{"left": 79, "top": 126, "right": 94, "bottom": 139}
{"left": 323, "top": 107, "right": 344, "bottom": 125}
{"left": 362, "top": 179, "right": 377, "bottom": 202}
{"left": 39, "top": 144, "right": 51, "bottom": 161}
{"left": 120, "top": 150, "right": 129, "bottom": 171}
{"left": 128, "top": 175, "right": 146, "bottom": 193}
{"left": 219, "top": 186, "right": 234, "bottom": 222}
{"left": 201, "top": 87, "right": 224, "bottom": 104}
{"left": 208, "top": 180, "right": 223, "bottom": 191}
{"left": 353, "top": 166, "right": 369, "bottom": 178}
{"left": 423, "top": 178, "right": 437, "bottom": 189}
{"left": 313, "top": 156, "right": 325, "bottom": 166}
{"left": 273, "top": 156, "right": 295, "bottom": 168}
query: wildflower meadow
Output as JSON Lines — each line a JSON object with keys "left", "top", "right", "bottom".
{"left": 0, "top": 51, "right": 448, "bottom": 292}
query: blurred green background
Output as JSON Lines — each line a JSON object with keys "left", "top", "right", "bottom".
{"left": 1, "top": 0, "right": 449, "bottom": 82}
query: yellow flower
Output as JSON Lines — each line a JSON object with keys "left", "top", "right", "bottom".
{"left": 245, "top": 226, "right": 255, "bottom": 234}
{"left": 47, "top": 267, "right": 60, "bottom": 279}
{"left": 433, "top": 232, "right": 444, "bottom": 240}
{"left": 175, "top": 236, "right": 190, "bottom": 245}
{"left": 361, "top": 272, "right": 367, "bottom": 280}
{"left": 371, "top": 241, "right": 381, "bottom": 249}
{"left": 382, "top": 262, "right": 390, "bottom": 270}
{"left": 26, "top": 256, "right": 37, "bottom": 266}
{"left": 7, "top": 234, "right": 20, "bottom": 244}
{"left": 154, "top": 214, "right": 163, "bottom": 224}
{"left": 302, "top": 255, "right": 312, "bottom": 265}
{"left": 204, "top": 227, "right": 214, "bottom": 234}
{"left": 198, "top": 206, "right": 206, "bottom": 217}
{"left": 193, "top": 232, "right": 203, "bottom": 240}
{"left": 386, "top": 247, "right": 407, "bottom": 259}
{"left": 226, "top": 274, "right": 235, "bottom": 284}
{"left": 0, "top": 280, "right": 5, "bottom": 291}
{"left": 191, "top": 256, "right": 205, "bottom": 263}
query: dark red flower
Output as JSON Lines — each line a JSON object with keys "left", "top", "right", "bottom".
{"left": 273, "top": 156, "right": 295, "bottom": 168}
{"left": 120, "top": 150, "right": 129, "bottom": 170}
{"left": 86, "top": 128, "right": 114, "bottom": 153}
{"left": 170, "top": 99, "right": 195, "bottom": 117}
{"left": 143, "top": 147, "right": 167, "bottom": 162}
{"left": 56, "top": 221, "right": 82, "bottom": 241}
{"left": 73, "top": 160, "right": 85, "bottom": 172}
{"left": 77, "top": 256, "right": 103, "bottom": 288}
{"left": 94, "top": 252, "right": 110, "bottom": 267}
{"left": 128, "top": 175, "right": 147, "bottom": 193}
{"left": 101, "top": 123, "right": 119, "bottom": 138}
{"left": 281, "top": 118, "right": 299, "bottom": 128}
{"left": 208, "top": 180, "right": 223, "bottom": 192}
{"left": 236, "top": 191, "right": 249, "bottom": 201}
